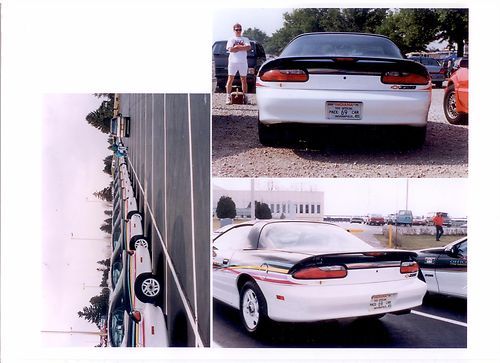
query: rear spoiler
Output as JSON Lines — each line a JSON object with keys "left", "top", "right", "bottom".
{"left": 289, "top": 250, "right": 418, "bottom": 275}
{"left": 259, "top": 56, "right": 427, "bottom": 77}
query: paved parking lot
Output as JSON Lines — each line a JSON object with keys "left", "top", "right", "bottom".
{"left": 121, "top": 93, "right": 210, "bottom": 347}
{"left": 212, "top": 84, "right": 468, "bottom": 178}
{"left": 213, "top": 294, "right": 466, "bottom": 348}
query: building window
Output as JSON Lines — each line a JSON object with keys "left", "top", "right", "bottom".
{"left": 277, "top": 204, "right": 280, "bottom": 213}
{"left": 283, "top": 204, "right": 286, "bottom": 214}
{"left": 317, "top": 204, "right": 321, "bottom": 214}
{"left": 305, "top": 205, "right": 309, "bottom": 214}
{"left": 271, "top": 204, "right": 275, "bottom": 213}
{"left": 312, "top": 204, "right": 315, "bottom": 214}
{"left": 300, "top": 204, "right": 303, "bottom": 214}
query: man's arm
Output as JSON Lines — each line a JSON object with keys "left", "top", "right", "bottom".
{"left": 228, "top": 44, "right": 250, "bottom": 52}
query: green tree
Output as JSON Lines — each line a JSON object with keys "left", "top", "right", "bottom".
{"left": 435, "top": 9, "right": 468, "bottom": 57}
{"left": 255, "top": 201, "right": 272, "bottom": 219}
{"left": 104, "top": 210, "right": 112, "bottom": 216}
{"left": 243, "top": 27, "right": 269, "bottom": 44}
{"left": 100, "top": 218, "right": 112, "bottom": 234}
{"left": 77, "top": 289, "right": 110, "bottom": 327}
{"left": 216, "top": 196, "right": 236, "bottom": 219}
{"left": 86, "top": 94, "right": 115, "bottom": 134}
{"left": 102, "top": 155, "right": 113, "bottom": 176}
{"left": 93, "top": 183, "right": 112, "bottom": 202}
{"left": 266, "top": 8, "right": 389, "bottom": 55}
{"left": 377, "top": 9, "right": 439, "bottom": 54}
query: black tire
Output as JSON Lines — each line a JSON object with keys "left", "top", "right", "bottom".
{"left": 129, "top": 235, "right": 148, "bottom": 250}
{"left": 126, "top": 210, "right": 142, "bottom": 221}
{"left": 443, "top": 84, "right": 467, "bottom": 125}
{"left": 239, "top": 281, "right": 269, "bottom": 336}
{"left": 258, "top": 120, "right": 279, "bottom": 146}
{"left": 134, "top": 273, "right": 161, "bottom": 304}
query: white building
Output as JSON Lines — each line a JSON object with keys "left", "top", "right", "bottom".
{"left": 213, "top": 185, "right": 324, "bottom": 221}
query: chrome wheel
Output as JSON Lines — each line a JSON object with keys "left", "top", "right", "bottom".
{"left": 242, "top": 289, "right": 260, "bottom": 331}
{"left": 446, "top": 91, "right": 459, "bottom": 119}
{"left": 134, "top": 238, "right": 148, "bottom": 249}
{"left": 141, "top": 277, "right": 160, "bottom": 298}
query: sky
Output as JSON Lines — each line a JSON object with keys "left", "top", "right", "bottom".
{"left": 41, "top": 94, "right": 113, "bottom": 346}
{"left": 213, "top": 178, "right": 467, "bottom": 217}
{"left": 213, "top": 8, "right": 291, "bottom": 42}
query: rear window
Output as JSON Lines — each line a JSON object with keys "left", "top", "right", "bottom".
{"left": 411, "top": 57, "right": 440, "bottom": 66}
{"left": 281, "top": 33, "right": 403, "bottom": 58}
{"left": 259, "top": 222, "right": 371, "bottom": 252}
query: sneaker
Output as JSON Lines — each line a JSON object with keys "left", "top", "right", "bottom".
{"left": 225, "top": 94, "right": 232, "bottom": 105}
{"left": 243, "top": 94, "right": 248, "bottom": 104}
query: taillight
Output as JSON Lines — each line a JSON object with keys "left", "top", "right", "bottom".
{"left": 260, "top": 69, "right": 308, "bottom": 82}
{"left": 400, "top": 261, "right": 419, "bottom": 274}
{"left": 130, "top": 310, "right": 142, "bottom": 323}
{"left": 293, "top": 265, "right": 347, "bottom": 279}
{"left": 381, "top": 71, "right": 430, "bottom": 85}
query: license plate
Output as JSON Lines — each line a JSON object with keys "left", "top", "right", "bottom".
{"left": 369, "top": 293, "right": 396, "bottom": 311}
{"left": 326, "top": 101, "right": 362, "bottom": 120}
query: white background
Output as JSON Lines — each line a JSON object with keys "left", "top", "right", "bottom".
{"left": 2, "top": 0, "right": 499, "bottom": 362}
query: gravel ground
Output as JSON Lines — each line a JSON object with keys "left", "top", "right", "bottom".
{"left": 212, "top": 85, "right": 468, "bottom": 178}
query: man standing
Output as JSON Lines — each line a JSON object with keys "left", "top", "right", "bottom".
{"left": 226, "top": 23, "right": 251, "bottom": 105}
{"left": 433, "top": 212, "right": 444, "bottom": 241}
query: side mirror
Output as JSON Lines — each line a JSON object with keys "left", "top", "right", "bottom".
{"left": 459, "top": 58, "right": 468, "bottom": 68}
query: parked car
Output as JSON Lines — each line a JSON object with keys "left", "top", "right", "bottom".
{"left": 413, "top": 215, "right": 427, "bottom": 226}
{"left": 367, "top": 214, "right": 385, "bottom": 225}
{"left": 350, "top": 216, "right": 364, "bottom": 224}
{"left": 107, "top": 253, "right": 168, "bottom": 347}
{"left": 212, "top": 40, "right": 267, "bottom": 93}
{"left": 386, "top": 214, "right": 396, "bottom": 225}
{"left": 443, "top": 58, "right": 468, "bottom": 124}
{"left": 212, "top": 220, "right": 426, "bottom": 336}
{"left": 415, "top": 237, "right": 467, "bottom": 298}
{"left": 110, "top": 115, "right": 131, "bottom": 138}
{"left": 396, "top": 210, "right": 413, "bottom": 226}
{"left": 255, "top": 32, "right": 431, "bottom": 147}
{"left": 408, "top": 56, "right": 446, "bottom": 88}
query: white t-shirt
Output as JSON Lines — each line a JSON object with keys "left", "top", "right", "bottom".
{"left": 226, "top": 36, "right": 250, "bottom": 64}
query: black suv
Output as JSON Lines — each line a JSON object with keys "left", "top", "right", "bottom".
{"left": 212, "top": 40, "right": 267, "bottom": 93}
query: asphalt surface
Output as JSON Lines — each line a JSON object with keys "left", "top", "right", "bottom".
{"left": 213, "top": 294, "right": 466, "bottom": 348}
{"left": 212, "top": 83, "right": 468, "bottom": 177}
{"left": 120, "top": 93, "right": 211, "bottom": 347}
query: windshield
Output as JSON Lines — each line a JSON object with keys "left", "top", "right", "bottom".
{"left": 259, "top": 223, "right": 372, "bottom": 252}
{"left": 281, "top": 33, "right": 403, "bottom": 58}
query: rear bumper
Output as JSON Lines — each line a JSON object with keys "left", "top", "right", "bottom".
{"left": 259, "top": 278, "right": 427, "bottom": 323}
{"left": 256, "top": 87, "right": 431, "bottom": 127}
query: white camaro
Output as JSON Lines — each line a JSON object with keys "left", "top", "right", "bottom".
{"left": 256, "top": 32, "right": 432, "bottom": 147}
{"left": 213, "top": 220, "right": 427, "bottom": 335}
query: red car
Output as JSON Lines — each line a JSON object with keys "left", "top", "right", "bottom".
{"left": 443, "top": 58, "right": 468, "bottom": 124}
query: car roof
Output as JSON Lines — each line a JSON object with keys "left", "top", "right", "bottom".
{"left": 291, "top": 32, "right": 392, "bottom": 41}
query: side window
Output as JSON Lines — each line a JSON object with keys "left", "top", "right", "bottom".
{"left": 214, "top": 225, "right": 253, "bottom": 250}
{"left": 457, "top": 240, "right": 467, "bottom": 258}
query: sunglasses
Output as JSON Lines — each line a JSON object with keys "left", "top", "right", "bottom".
{"left": 234, "top": 28, "right": 242, "bottom": 31}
